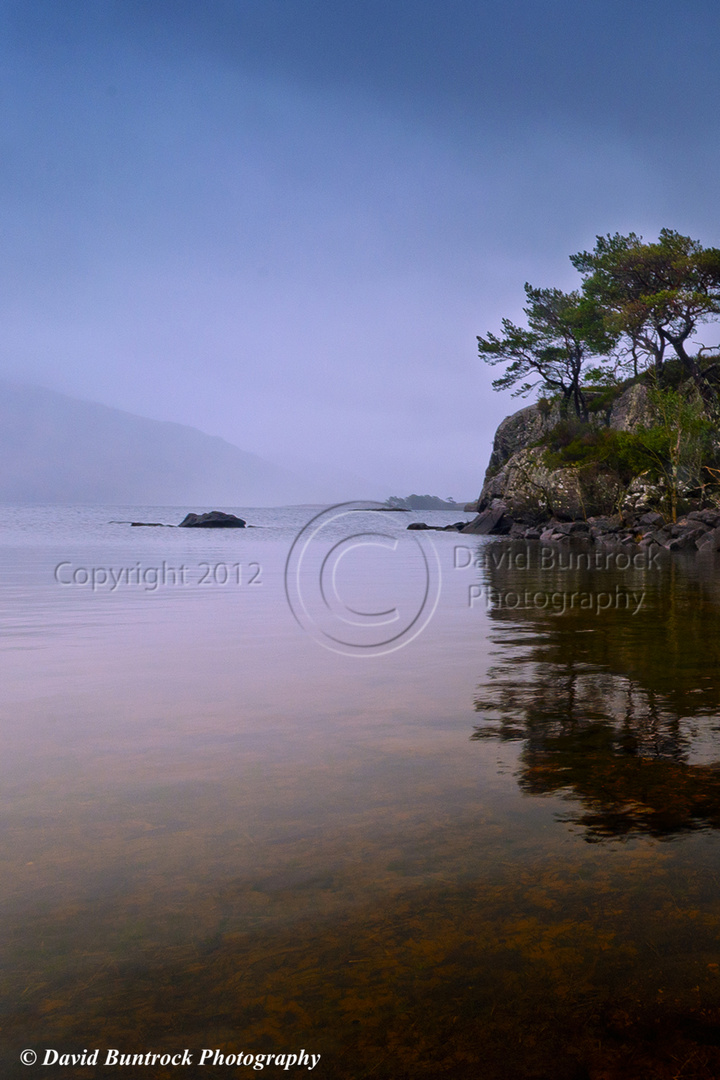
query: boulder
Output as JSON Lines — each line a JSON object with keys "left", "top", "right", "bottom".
{"left": 587, "top": 515, "right": 622, "bottom": 535}
{"left": 639, "top": 511, "right": 665, "bottom": 527}
{"left": 554, "top": 521, "right": 590, "bottom": 535}
{"left": 608, "top": 383, "right": 656, "bottom": 431}
{"left": 688, "top": 509, "right": 720, "bottom": 527}
{"left": 666, "top": 527, "right": 707, "bottom": 551}
{"left": 461, "top": 501, "right": 510, "bottom": 535}
{"left": 669, "top": 518, "right": 708, "bottom": 537}
{"left": 697, "top": 527, "right": 720, "bottom": 552}
{"left": 178, "top": 511, "right": 246, "bottom": 528}
{"left": 638, "top": 532, "right": 664, "bottom": 548}
{"left": 621, "top": 475, "right": 668, "bottom": 515}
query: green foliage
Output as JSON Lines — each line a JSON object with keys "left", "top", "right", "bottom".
{"left": 584, "top": 380, "right": 628, "bottom": 416}
{"left": 642, "top": 379, "right": 716, "bottom": 518}
{"left": 539, "top": 379, "right": 719, "bottom": 520}
{"left": 570, "top": 229, "right": 720, "bottom": 385}
{"left": 542, "top": 422, "right": 668, "bottom": 483}
{"left": 477, "top": 284, "right": 617, "bottom": 420}
{"left": 478, "top": 228, "right": 720, "bottom": 410}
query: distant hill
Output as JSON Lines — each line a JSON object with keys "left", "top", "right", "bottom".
{"left": 0, "top": 380, "right": 312, "bottom": 505}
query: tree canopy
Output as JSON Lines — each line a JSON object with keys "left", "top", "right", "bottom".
{"left": 477, "top": 284, "right": 615, "bottom": 421}
{"left": 478, "top": 229, "right": 720, "bottom": 416}
{"left": 571, "top": 229, "right": 720, "bottom": 385}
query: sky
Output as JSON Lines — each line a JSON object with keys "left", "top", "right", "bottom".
{"left": 1, "top": 0, "right": 719, "bottom": 500}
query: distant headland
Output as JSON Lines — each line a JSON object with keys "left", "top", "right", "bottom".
{"left": 386, "top": 494, "right": 470, "bottom": 511}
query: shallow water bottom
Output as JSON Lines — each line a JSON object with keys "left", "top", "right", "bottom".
{"left": 6, "top": 833, "right": 720, "bottom": 1079}
{"left": 3, "top": 518, "right": 720, "bottom": 1078}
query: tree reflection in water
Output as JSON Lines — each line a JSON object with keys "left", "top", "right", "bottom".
{"left": 472, "top": 540, "right": 720, "bottom": 841}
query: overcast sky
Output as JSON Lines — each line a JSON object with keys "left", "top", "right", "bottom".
{"left": 1, "top": 0, "right": 719, "bottom": 499}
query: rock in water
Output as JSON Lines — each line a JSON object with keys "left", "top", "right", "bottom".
{"left": 178, "top": 511, "right": 246, "bottom": 528}
{"left": 461, "top": 502, "right": 510, "bottom": 535}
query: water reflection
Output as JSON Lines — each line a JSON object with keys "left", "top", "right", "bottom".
{"left": 473, "top": 540, "right": 720, "bottom": 841}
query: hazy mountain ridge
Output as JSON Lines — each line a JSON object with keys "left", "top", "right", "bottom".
{"left": 0, "top": 381, "right": 315, "bottom": 506}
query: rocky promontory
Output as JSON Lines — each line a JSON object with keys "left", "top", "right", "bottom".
{"left": 449, "top": 381, "right": 720, "bottom": 553}
{"left": 475, "top": 384, "right": 654, "bottom": 522}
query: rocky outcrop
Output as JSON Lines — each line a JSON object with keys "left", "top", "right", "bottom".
{"left": 476, "top": 383, "right": 661, "bottom": 524}
{"left": 483, "top": 400, "right": 562, "bottom": 481}
{"left": 480, "top": 447, "right": 623, "bottom": 522}
{"left": 406, "top": 501, "right": 720, "bottom": 553}
{"left": 462, "top": 382, "right": 720, "bottom": 552}
{"left": 528, "top": 509, "right": 720, "bottom": 552}
{"left": 178, "top": 511, "right": 246, "bottom": 528}
{"left": 481, "top": 383, "right": 653, "bottom": 493}
{"left": 607, "top": 383, "right": 654, "bottom": 432}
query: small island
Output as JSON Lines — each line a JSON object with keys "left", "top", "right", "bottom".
{"left": 386, "top": 494, "right": 469, "bottom": 511}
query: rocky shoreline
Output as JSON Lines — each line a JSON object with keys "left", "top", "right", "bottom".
{"left": 408, "top": 502, "right": 720, "bottom": 552}
{"left": 459, "top": 501, "right": 720, "bottom": 552}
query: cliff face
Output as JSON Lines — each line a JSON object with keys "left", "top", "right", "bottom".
{"left": 477, "top": 384, "right": 655, "bottom": 523}
{"left": 483, "top": 400, "right": 562, "bottom": 481}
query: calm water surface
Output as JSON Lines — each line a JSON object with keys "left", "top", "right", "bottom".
{"left": 2, "top": 506, "right": 720, "bottom": 1078}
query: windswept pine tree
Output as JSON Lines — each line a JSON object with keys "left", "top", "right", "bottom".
{"left": 478, "top": 229, "right": 720, "bottom": 416}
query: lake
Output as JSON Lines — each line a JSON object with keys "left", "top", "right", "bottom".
{"left": 2, "top": 505, "right": 720, "bottom": 1079}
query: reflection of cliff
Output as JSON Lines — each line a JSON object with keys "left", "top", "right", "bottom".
{"left": 472, "top": 540, "right": 720, "bottom": 841}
